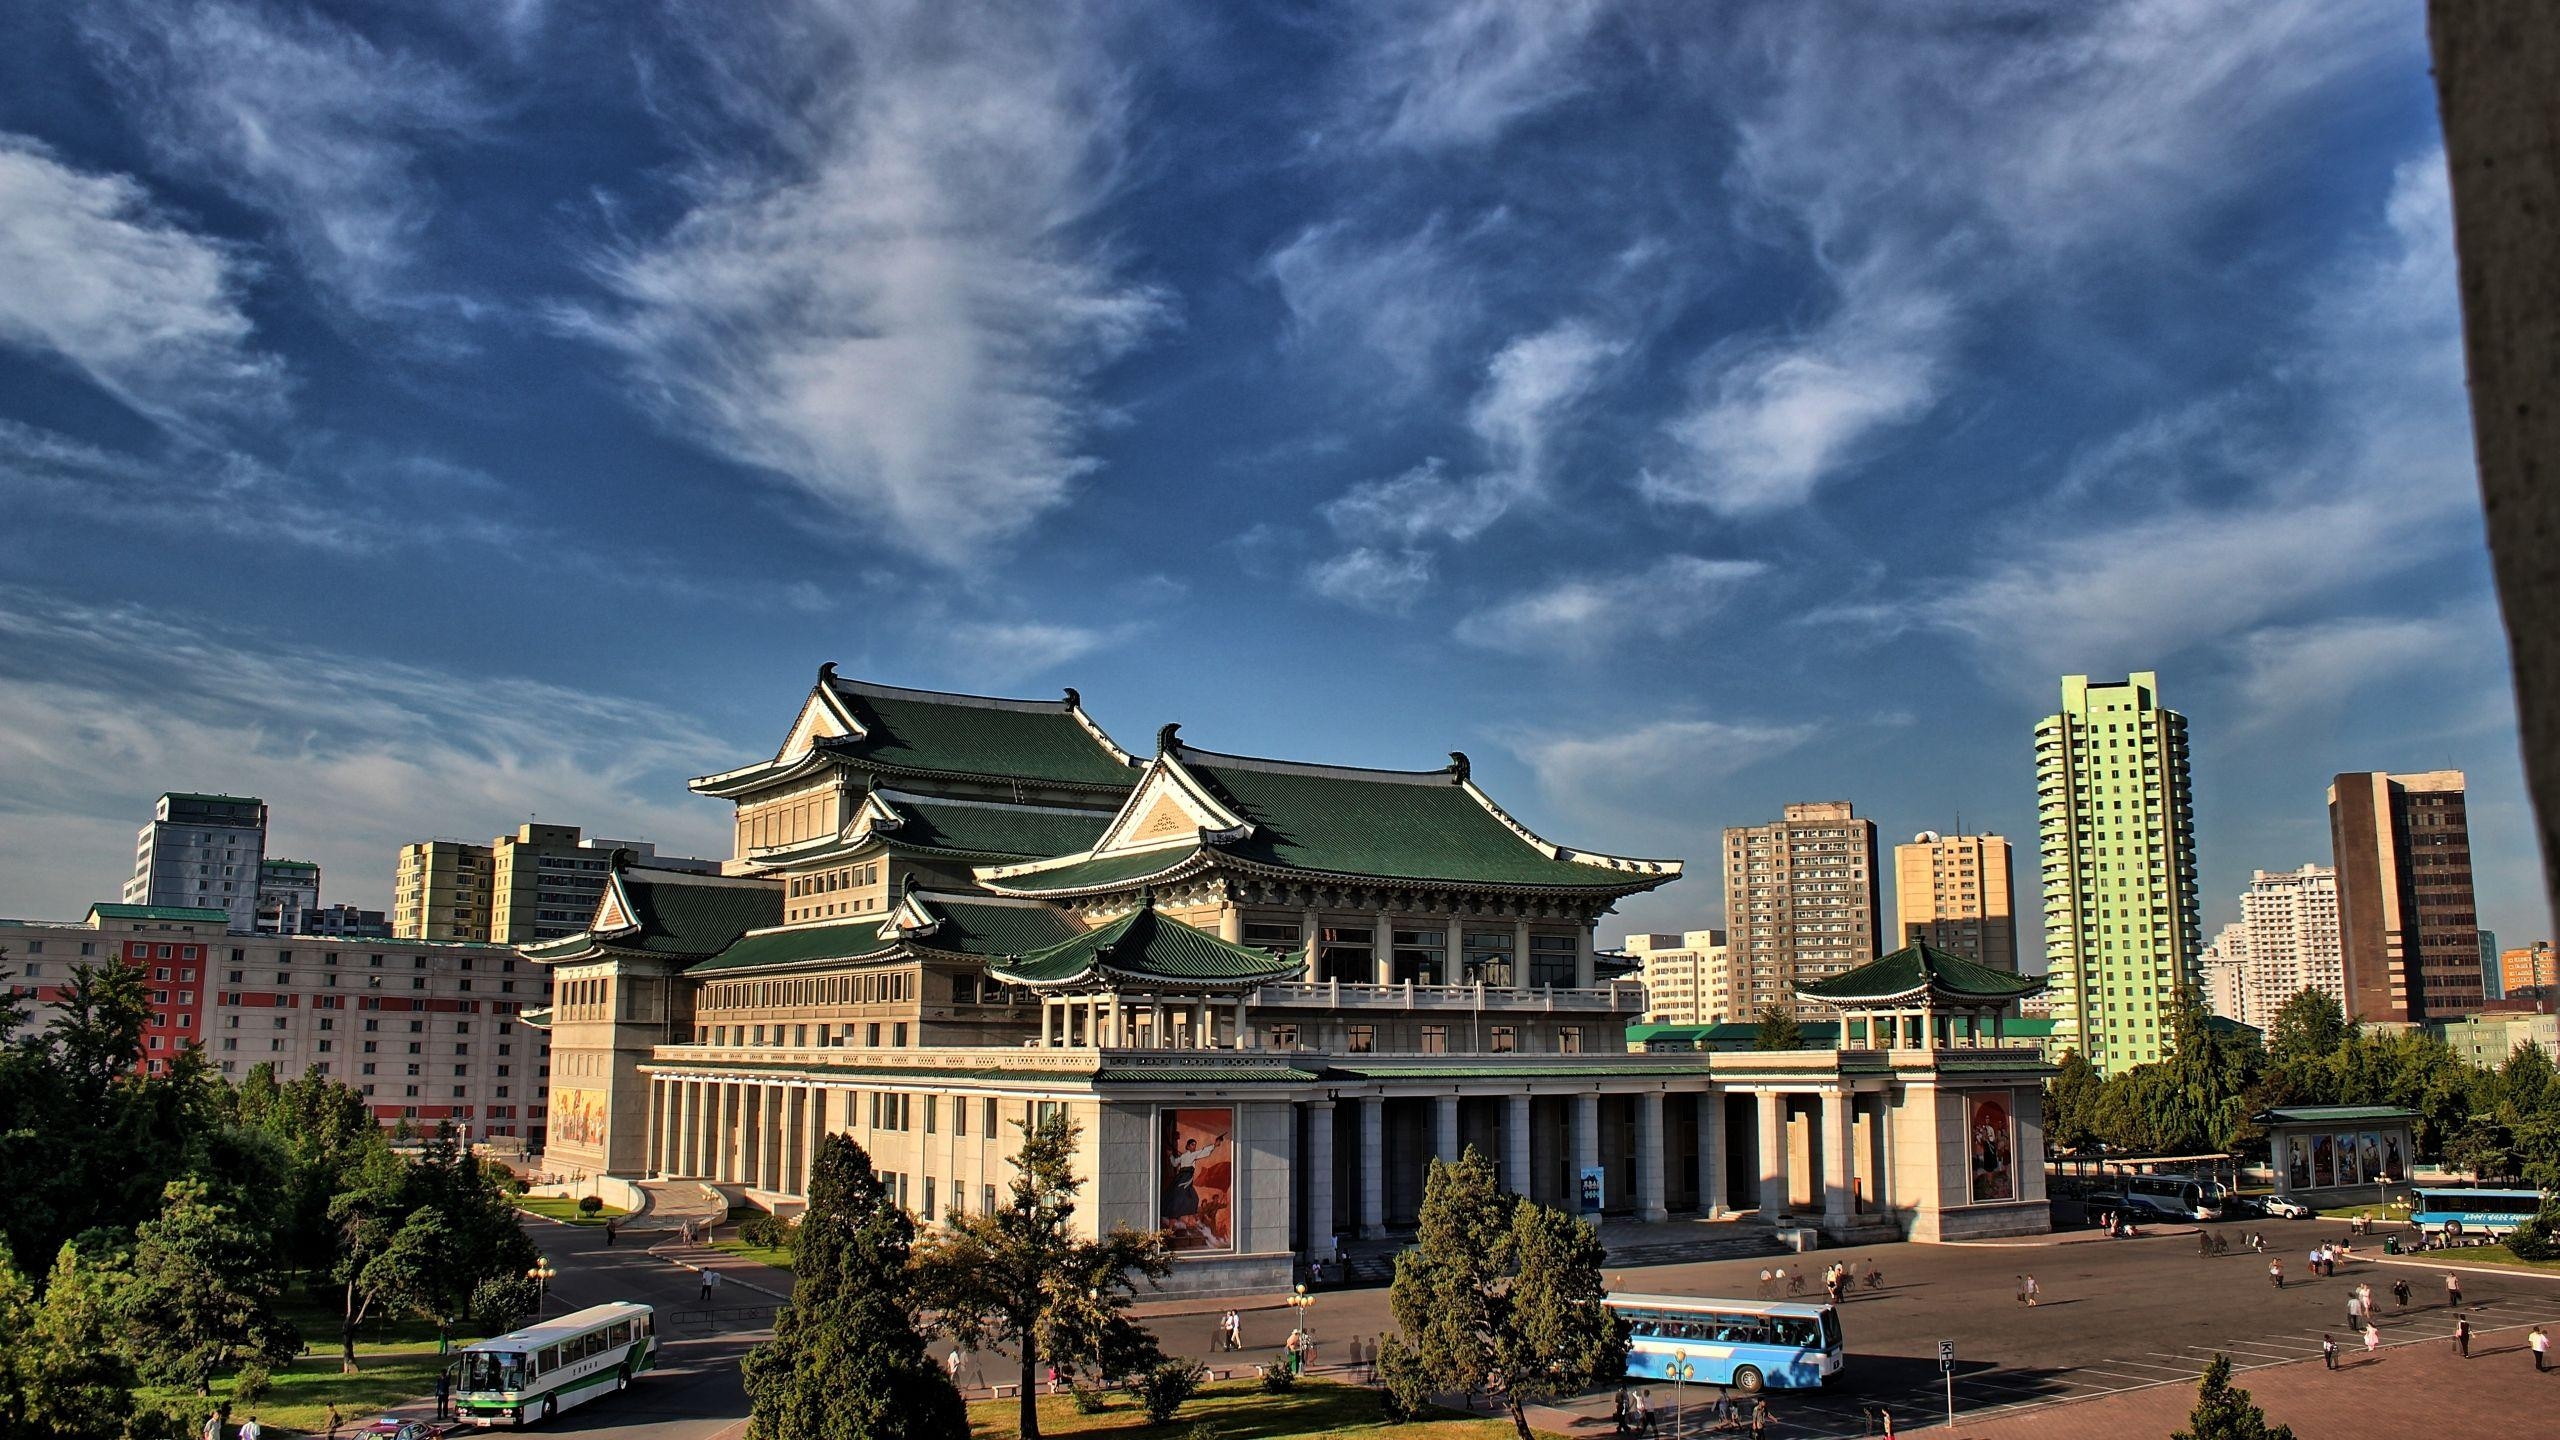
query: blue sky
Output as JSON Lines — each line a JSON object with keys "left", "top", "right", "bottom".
{"left": 0, "top": 0, "right": 2540, "bottom": 964}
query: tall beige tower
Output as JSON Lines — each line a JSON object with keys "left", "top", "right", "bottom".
{"left": 1723, "top": 802, "right": 1880, "bottom": 1020}
{"left": 1892, "top": 831, "right": 2016, "bottom": 971}
{"left": 394, "top": 839, "right": 494, "bottom": 941}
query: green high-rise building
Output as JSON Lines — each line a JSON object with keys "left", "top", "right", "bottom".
{"left": 2035, "top": 672, "right": 2200, "bottom": 1073}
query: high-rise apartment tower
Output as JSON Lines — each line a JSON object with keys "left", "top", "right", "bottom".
{"left": 122, "top": 793, "right": 269, "bottom": 933}
{"left": 2238, "top": 864, "right": 2344, "bottom": 1026}
{"left": 1892, "top": 831, "right": 2017, "bottom": 970}
{"left": 1723, "top": 802, "right": 1880, "bottom": 1020}
{"left": 1623, "top": 929, "right": 1729, "bottom": 1025}
{"left": 2035, "top": 673, "right": 2200, "bottom": 1073}
{"left": 2328, "top": 770, "right": 2485, "bottom": 1022}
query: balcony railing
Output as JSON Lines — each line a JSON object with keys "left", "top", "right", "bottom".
{"left": 1251, "top": 979, "right": 1646, "bottom": 1013}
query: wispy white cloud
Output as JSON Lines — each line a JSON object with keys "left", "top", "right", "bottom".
{"left": 1268, "top": 219, "right": 1479, "bottom": 395}
{"left": 2229, "top": 607, "right": 2499, "bottom": 733}
{"left": 1506, "top": 715, "right": 1814, "bottom": 820}
{"left": 1456, "top": 555, "right": 1764, "bottom": 655}
{"left": 1322, "top": 319, "right": 1620, "bottom": 546}
{"left": 1358, "top": 0, "right": 1612, "bottom": 149}
{"left": 0, "top": 587, "right": 733, "bottom": 919}
{"left": 0, "top": 138, "right": 282, "bottom": 431}
{"left": 1306, "top": 547, "right": 1436, "bottom": 615}
{"left": 83, "top": 0, "right": 485, "bottom": 324}
{"left": 941, "top": 619, "right": 1147, "bottom": 688}
{"left": 571, "top": 1, "right": 1166, "bottom": 565}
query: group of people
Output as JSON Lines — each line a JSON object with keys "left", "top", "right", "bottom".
{"left": 1755, "top": 1261, "right": 1878, "bottom": 1300}
{"left": 1613, "top": 1384, "right": 1770, "bottom": 1437}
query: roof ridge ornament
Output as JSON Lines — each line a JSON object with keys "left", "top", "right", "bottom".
{"left": 818, "top": 661, "right": 838, "bottom": 684}
{"left": 1062, "top": 687, "right": 1080, "bottom": 708}
{"left": 1156, "top": 722, "right": 1181, "bottom": 755}
{"left": 1447, "top": 751, "right": 1470, "bottom": 782}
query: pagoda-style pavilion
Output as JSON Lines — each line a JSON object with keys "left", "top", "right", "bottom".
{"left": 1795, "top": 940, "right": 2046, "bottom": 1051}
{"left": 988, "top": 894, "right": 1305, "bottom": 1049}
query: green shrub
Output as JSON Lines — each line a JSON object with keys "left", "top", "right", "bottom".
{"left": 1182, "top": 1424, "right": 1217, "bottom": 1440}
{"left": 231, "top": 1362, "right": 271, "bottom": 1405}
{"left": 471, "top": 1274, "right": 543, "bottom": 1334}
{"left": 1258, "top": 1364, "right": 1296, "bottom": 1395}
{"left": 1069, "top": 1379, "right": 1110, "bottom": 1414}
{"left": 2506, "top": 1200, "right": 2560, "bottom": 1262}
{"left": 577, "top": 1195, "right": 604, "bottom": 1216}
{"left": 737, "top": 1212, "right": 798, "bottom": 1251}
{"left": 1134, "top": 1358, "right": 1207, "bottom": 1423}
{"left": 1375, "top": 1334, "right": 1432, "bottom": 1423}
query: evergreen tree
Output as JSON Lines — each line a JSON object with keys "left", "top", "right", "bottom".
{"left": 118, "top": 1176, "right": 300, "bottom": 1395}
{"left": 915, "top": 1113, "right": 1171, "bottom": 1440}
{"left": 2267, "top": 990, "right": 2350, "bottom": 1070}
{"left": 2044, "top": 1051, "right": 2103, "bottom": 1151}
{"left": 742, "top": 1135, "right": 964, "bottom": 1440}
{"left": 20, "top": 1244, "right": 140, "bottom": 1439}
{"left": 1752, "top": 1006, "right": 1804, "bottom": 1051}
{"left": 1390, "top": 1147, "right": 1629, "bottom": 1440}
{"left": 2173, "top": 1353, "right": 2295, "bottom": 1440}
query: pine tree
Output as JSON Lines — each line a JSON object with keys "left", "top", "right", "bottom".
{"left": 2173, "top": 1354, "right": 2295, "bottom": 1440}
{"left": 1753, "top": 1006, "right": 1804, "bottom": 1051}
{"left": 1391, "top": 1147, "right": 1629, "bottom": 1440}
{"left": 742, "top": 1135, "right": 963, "bottom": 1440}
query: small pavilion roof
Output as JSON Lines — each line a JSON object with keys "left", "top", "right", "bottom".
{"left": 691, "top": 668, "right": 1138, "bottom": 797}
{"left": 985, "top": 898, "right": 1303, "bottom": 994}
{"left": 521, "top": 862, "right": 781, "bottom": 964}
{"left": 1794, "top": 941, "right": 2045, "bottom": 1007}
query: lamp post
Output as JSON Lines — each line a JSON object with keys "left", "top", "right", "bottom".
{"left": 1668, "top": 1351, "right": 1695, "bottom": 1436}
{"left": 527, "top": 1258, "right": 558, "bottom": 1312}
{"left": 1287, "top": 1283, "right": 1316, "bottom": 1339}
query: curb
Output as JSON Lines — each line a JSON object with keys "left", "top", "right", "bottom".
{"left": 2368, "top": 1255, "right": 2560, "bottom": 1284}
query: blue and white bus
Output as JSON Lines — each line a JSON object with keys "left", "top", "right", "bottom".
{"left": 2122, "top": 1172, "right": 2227, "bottom": 1221}
{"left": 1605, "top": 1294, "right": 1844, "bottom": 1393}
{"left": 2410, "top": 1187, "right": 2546, "bottom": 1240}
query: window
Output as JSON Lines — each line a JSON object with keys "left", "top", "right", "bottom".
{"left": 1528, "top": 935, "right": 1577, "bottom": 988}
{"left": 1558, "top": 1026, "right": 1583, "bottom": 1054}
{"left": 983, "top": 1097, "right": 998, "bottom": 1136}
{"left": 983, "top": 1184, "right": 997, "bottom": 1215}
{"left": 923, "top": 1176, "right": 937, "bottom": 1221}
{"left": 1345, "top": 1023, "right": 1374, "bottom": 1054}
{"left": 1243, "top": 921, "right": 1300, "bottom": 956}
{"left": 1420, "top": 1025, "right": 1447, "bottom": 1055}
{"left": 1317, "top": 925, "right": 1374, "bottom": 984}
{"left": 924, "top": 1096, "right": 938, "bottom": 1134}
{"left": 1488, "top": 1026, "right": 1515, "bottom": 1053}
{"left": 1268, "top": 1024, "right": 1299, "bottom": 1048}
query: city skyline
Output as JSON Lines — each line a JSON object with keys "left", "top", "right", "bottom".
{"left": 0, "top": 3, "right": 2543, "bottom": 966}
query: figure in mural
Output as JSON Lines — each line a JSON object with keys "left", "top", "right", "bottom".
{"left": 2289, "top": 1137, "right": 2312, "bottom": 1190}
{"left": 2312, "top": 1135, "right": 2334, "bottom": 1189}
{"left": 1161, "top": 1109, "right": 1234, "bottom": 1251}
{"left": 1970, "top": 1097, "right": 2014, "bottom": 1203}
{"left": 2382, "top": 1133, "right": 2405, "bottom": 1183}
{"left": 2359, "top": 1133, "right": 2382, "bottom": 1185}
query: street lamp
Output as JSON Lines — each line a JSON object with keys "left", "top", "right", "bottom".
{"left": 1287, "top": 1283, "right": 1316, "bottom": 1339}
{"left": 526, "top": 1258, "right": 558, "bottom": 1310}
{"left": 1667, "top": 1350, "right": 1696, "bottom": 1436}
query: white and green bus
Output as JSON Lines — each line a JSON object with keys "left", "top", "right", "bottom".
{"left": 452, "top": 1301, "right": 658, "bottom": 1428}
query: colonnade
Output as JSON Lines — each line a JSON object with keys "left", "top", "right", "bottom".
{"left": 647, "top": 1075, "right": 834, "bottom": 1197}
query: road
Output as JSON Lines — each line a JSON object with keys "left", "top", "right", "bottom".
{"left": 511, "top": 1221, "right": 768, "bottom": 1440}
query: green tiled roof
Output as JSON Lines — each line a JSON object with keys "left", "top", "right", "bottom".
{"left": 916, "top": 898, "right": 1085, "bottom": 957}
{"left": 981, "top": 847, "right": 1212, "bottom": 896}
{"left": 681, "top": 896, "right": 1085, "bottom": 975}
{"left": 2254, "top": 1105, "right": 2419, "bottom": 1125}
{"left": 1325, "top": 1063, "right": 1689, "bottom": 1080}
{"left": 614, "top": 872, "right": 782, "bottom": 956}
{"left": 516, "top": 1007, "right": 552, "bottom": 1030}
{"left": 683, "top": 917, "right": 897, "bottom": 975}
{"left": 887, "top": 795, "right": 1112, "bottom": 858}
{"left": 1796, "top": 941, "right": 2044, "bottom": 1003}
{"left": 989, "top": 903, "right": 1303, "bottom": 991}
{"left": 1095, "top": 1064, "right": 1324, "bottom": 1083}
{"left": 829, "top": 683, "right": 1137, "bottom": 789}
{"left": 1190, "top": 755, "right": 1668, "bottom": 891}
{"left": 87, "top": 903, "right": 233, "bottom": 923}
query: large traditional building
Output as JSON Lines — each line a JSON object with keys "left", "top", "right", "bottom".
{"left": 526, "top": 670, "right": 2052, "bottom": 1293}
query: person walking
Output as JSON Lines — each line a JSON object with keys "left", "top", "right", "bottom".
{"left": 435, "top": 1369, "right": 451, "bottom": 1421}
{"left": 1632, "top": 1388, "right": 1655, "bottom": 1437}
{"left": 2356, "top": 1282, "right": 2373, "bottom": 1317}
{"left": 1758, "top": 1267, "right": 1773, "bottom": 1299}
{"left": 1749, "top": 1396, "right": 1771, "bottom": 1440}
{"left": 237, "top": 1418, "right": 262, "bottom": 1440}
{"left": 2532, "top": 1324, "right": 2549, "bottom": 1372}
{"left": 2322, "top": 1334, "right": 2338, "bottom": 1370}
{"left": 2393, "top": 1278, "right": 2411, "bottom": 1312}
{"left": 2021, "top": 1273, "right": 2040, "bottom": 1306}
{"left": 2270, "top": 1258, "right": 2285, "bottom": 1290}
{"left": 201, "top": 1408, "right": 226, "bottom": 1440}
{"left": 1613, "top": 1384, "right": 1633, "bottom": 1436}
{"left": 2446, "top": 1273, "right": 2464, "bottom": 1309}
{"left": 946, "top": 1348, "right": 965, "bottom": 1387}
{"left": 2456, "top": 1316, "right": 2473, "bottom": 1359}
{"left": 2364, "top": 1323, "right": 2381, "bottom": 1362}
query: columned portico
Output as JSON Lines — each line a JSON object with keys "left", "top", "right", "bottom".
{"left": 1756, "top": 1090, "right": 1789, "bottom": 1220}
{"left": 1502, "top": 1094, "right": 1531, "bottom": 1196}
{"left": 1358, "top": 1095, "right": 1387, "bottom": 1239}
{"left": 1822, "top": 1088, "right": 1855, "bottom": 1224}
{"left": 1433, "top": 1095, "right": 1460, "bottom": 1162}
{"left": 1634, "top": 1091, "right": 1668, "bottom": 1223}
{"left": 1572, "top": 1093, "right": 1600, "bottom": 1210}
{"left": 1696, "top": 1091, "right": 1722, "bottom": 1215}
{"left": 1305, "top": 1100, "right": 1336, "bottom": 1252}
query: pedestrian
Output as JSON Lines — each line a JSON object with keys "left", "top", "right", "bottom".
{"left": 1631, "top": 1388, "right": 1652, "bottom": 1437}
{"left": 2457, "top": 1316, "right": 2473, "bottom": 1358}
{"left": 947, "top": 1348, "right": 965, "bottom": 1387}
{"left": 435, "top": 1369, "right": 451, "bottom": 1420}
{"left": 2532, "top": 1324, "right": 2549, "bottom": 1372}
{"left": 1758, "top": 1266, "right": 1773, "bottom": 1299}
{"left": 2270, "top": 1259, "right": 2285, "bottom": 1289}
{"left": 604, "top": 1219, "right": 618, "bottom": 1246}
{"left": 2446, "top": 1273, "right": 2464, "bottom": 1309}
{"left": 2364, "top": 1324, "right": 2381, "bottom": 1361}
{"left": 1772, "top": 1265, "right": 1787, "bottom": 1297}
{"left": 202, "top": 1408, "right": 226, "bottom": 1440}
{"left": 237, "top": 1418, "right": 262, "bottom": 1440}
{"left": 2022, "top": 1273, "right": 2040, "bottom": 1306}
{"left": 324, "top": 1405, "right": 341, "bottom": 1440}
{"left": 1750, "top": 1396, "right": 1770, "bottom": 1440}
{"left": 1613, "top": 1385, "right": 1631, "bottom": 1436}
{"left": 1879, "top": 1405, "right": 1894, "bottom": 1438}
{"left": 2393, "top": 1278, "right": 2411, "bottom": 1311}
{"left": 2322, "top": 1334, "right": 2338, "bottom": 1370}
{"left": 2345, "top": 1294, "right": 2362, "bottom": 1329}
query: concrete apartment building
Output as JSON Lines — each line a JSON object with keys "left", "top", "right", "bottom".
{"left": 123, "top": 792, "right": 269, "bottom": 933}
{"left": 2433, "top": 1008, "right": 2560, "bottom": 1067}
{"left": 2200, "top": 921, "right": 2250, "bottom": 1025}
{"left": 1891, "top": 831, "right": 2016, "bottom": 971}
{"left": 2328, "top": 770, "right": 2486, "bottom": 1022}
{"left": 1623, "top": 929, "right": 1728, "bottom": 1024}
{"left": 2035, "top": 672, "right": 2200, "bottom": 1073}
{"left": 1722, "top": 802, "right": 1880, "bottom": 1021}
{"left": 254, "top": 858, "right": 322, "bottom": 935}
{"left": 2, "top": 901, "right": 545, "bottom": 1137}
{"left": 2237, "top": 864, "right": 2345, "bottom": 1025}
{"left": 2500, "top": 941, "right": 2555, "bottom": 998}
{"left": 2, "top": 903, "right": 549, "bottom": 1142}
{"left": 397, "top": 825, "right": 713, "bottom": 945}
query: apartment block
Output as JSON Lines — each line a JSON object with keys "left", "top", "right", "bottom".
{"left": 2329, "top": 770, "right": 2485, "bottom": 1022}
{"left": 2035, "top": 672, "right": 2200, "bottom": 1073}
{"left": 2500, "top": 941, "right": 2555, "bottom": 999}
{"left": 2200, "top": 921, "right": 2250, "bottom": 1024}
{"left": 395, "top": 840, "right": 495, "bottom": 941}
{"left": 1892, "top": 831, "right": 2017, "bottom": 970}
{"left": 254, "top": 858, "right": 322, "bottom": 935}
{"left": 123, "top": 793, "right": 269, "bottom": 933}
{"left": 399, "top": 825, "right": 716, "bottom": 944}
{"left": 2, "top": 904, "right": 549, "bottom": 1141}
{"left": 1623, "top": 929, "right": 1729, "bottom": 1024}
{"left": 1722, "top": 802, "right": 1879, "bottom": 1021}
{"left": 2237, "top": 864, "right": 2345, "bottom": 1026}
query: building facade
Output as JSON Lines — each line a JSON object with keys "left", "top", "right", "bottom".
{"left": 2328, "top": 770, "right": 2485, "bottom": 1022}
{"left": 1624, "top": 930, "right": 1728, "bottom": 1024}
{"left": 255, "top": 859, "right": 323, "bottom": 935}
{"left": 2035, "top": 672, "right": 2200, "bottom": 1073}
{"left": 2, "top": 905, "right": 546, "bottom": 1140}
{"left": 395, "top": 840, "right": 496, "bottom": 941}
{"left": 525, "top": 670, "right": 2052, "bottom": 1295}
{"left": 123, "top": 793, "right": 270, "bottom": 933}
{"left": 1891, "top": 832, "right": 2016, "bottom": 971}
{"left": 1722, "top": 803, "right": 1881, "bottom": 1022}
{"left": 2432, "top": 1008, "right": 2560, "bottom": 1067}
{"left": 2237, "top": 864, "right": 2345, "bottom": 1025}
{"left": 2200, "top": 921, "right": 2251, "bottom": 1026}
{"left": 398, "top": 826, "right": 714, "bottom": 944}
{"left": 2499, "top": 941, "right": 2555, "bottom": 999}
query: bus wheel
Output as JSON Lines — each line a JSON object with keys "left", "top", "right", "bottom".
{"left": 540, "top": 1396, "right": 557, "bottom": 1424}
{"left": 1732, "top": 1366, "right": 1764, "bottom": 1394}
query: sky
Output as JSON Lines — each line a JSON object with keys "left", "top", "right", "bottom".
{"left": 0, "top": 0, "right": 2541, "bottom": 967}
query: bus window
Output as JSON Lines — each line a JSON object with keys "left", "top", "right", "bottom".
{"left": 540, "top": 1344, "right": 561, "bottom": 1373}
{"left": 1770, "top": 1317, "right": 1819, "bottom": 1348}
{"left": 1819, "top": 1310, "right": 1842, "bottom": 1350}
{"left": 610, "top": 1321, "right": 633, "bottom": 1348}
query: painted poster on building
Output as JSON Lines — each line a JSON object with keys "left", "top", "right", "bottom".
{"left": 555, "top": 1089, "right": 608, "bottom": 1149}
{"left": 2335, "top": 1133, "right": 2359, "bottom": 1185}
{"left": 2358, "top": 1133, "right": 2382, "bottom": 1184}
{"left": 2311, "top": 1134, "right": 2334, "bottom": 1188}
{"left": 2382, "top": 1132, "right": 2406, "bottom": 1182}
{"left": 2288, "top": 1137, "right": 2311, "bottom": 1190}
{"left": 1579, "top": 1165, "right": 1606, "bottom": 1214}
{"left": 1969, "top": 1095, "right": 2015, "bottom": 1203}
{"left": 1160, "top": 1108, "right": 1234, "bottom": 1252}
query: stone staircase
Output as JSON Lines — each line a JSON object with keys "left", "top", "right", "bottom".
{"left": 1326, "top": 1223, "right": 1788, "bottom": 1287}
{"left": 1597, "top": 1230, "right": 1791, "bottom": 1271}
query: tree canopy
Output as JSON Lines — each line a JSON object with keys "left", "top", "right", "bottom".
{"left": 2173, "top": 1353, "right": 2295, "bottom": 1440}
{"left": 1752, "top": 1006, "right": 1804, "bottom": 1051}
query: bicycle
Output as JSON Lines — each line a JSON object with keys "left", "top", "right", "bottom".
{"left": 1862, "top": 1266, "right": 1884, "bottom": 1292}
{"left": 1787, "top": 1273, "right": 1805, "bottom": 1296}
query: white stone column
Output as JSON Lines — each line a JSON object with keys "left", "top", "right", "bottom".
{"left": 1696, "top": 1091, "right": 1722, "bottom": 1216}
{"left": 1822, "top": 1089, "right": 1855, "bottom": 1225}
{"left": 1574, "top": 1093, "right": 1601, "bottom": 1210}
{"left": 1635, "top": 1091, "right": 1668, "bottom": 1223}
{"left": 1358, "top": 1095, "right": 1386, "bottom": 1239}
{"left": 1434, "top": 1095, "right": 1461, "bottom": 1162}
{"left": 1757, "top": 1091, "right": 1789, "bottom": 1221}
{"left": 1512, "top": 918, "right": 1532, "bottom": 986}
{"left": 1305, "top": 1101, "right": 1336, "bottom": 1255}
{"left": 676, "top": 1081, "right": 697, "bottom": 1177}
{"left": 766, "top": 1083, "right": 787, "bottom": 1191}
{"left": 1574, "top": 925, "right": 1596, "bottom": 991}
{"left": 1219, "top": 906, "right": 1244, "bottom": 943}
{"left": 1502, "top": 1094, "right": 1531, "bottom": 1196}
{"left": 1374, "top": 914, "right": 1396, "bottom": 986}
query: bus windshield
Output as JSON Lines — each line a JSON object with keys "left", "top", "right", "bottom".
{"left": 461, "top": 1351, "right": 525, "bottom": 1393}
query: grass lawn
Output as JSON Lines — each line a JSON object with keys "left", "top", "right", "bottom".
{"left": 964, "top": 1379, "right": 1561, "bottom": 1440}
{"left": 141, "top": 1295, "right": 493, "bottom": 1436}
{"left": 515, "top": 1194, "right": 628, "bottom": 1224}
{"left": 2403, "top": 1243, "right": 2560, "bottom": 1272}
{"left": 707, "top": 1236, "right": 796, "bottom": 1270}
